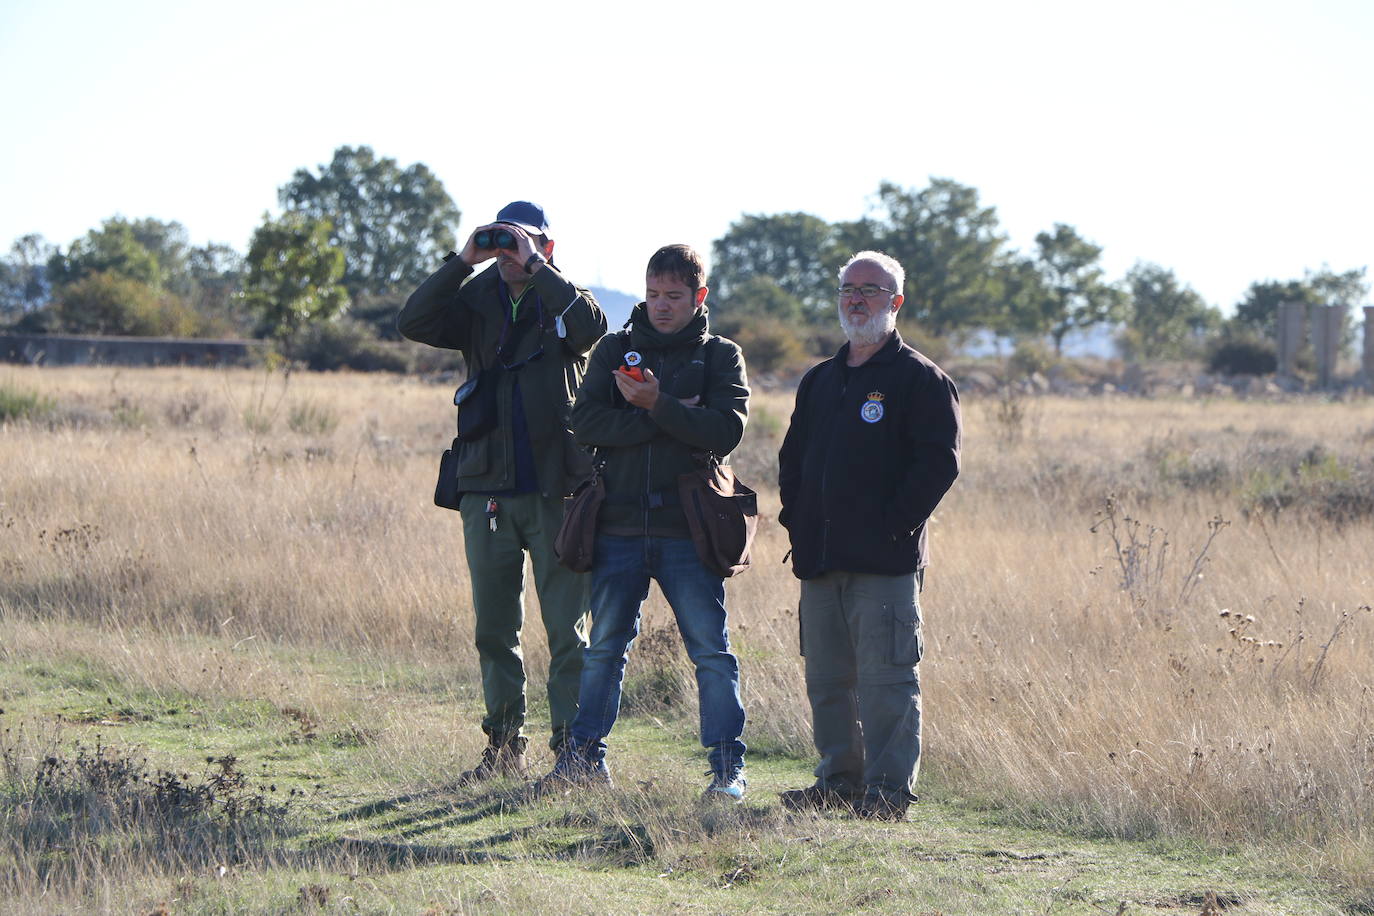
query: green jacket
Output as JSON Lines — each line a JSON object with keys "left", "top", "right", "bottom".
{"left": 397, "top": 256, "right": 606, "bottom": 498}
{"left": 571, "top": 303, "right": 749, "bottom": 537}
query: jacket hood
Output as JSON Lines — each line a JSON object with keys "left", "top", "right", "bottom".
{"left": 628, "top": 302, "right": 710, "bottom": 351}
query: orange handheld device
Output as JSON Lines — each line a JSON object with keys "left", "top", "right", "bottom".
{"left": 618, "top": 365, "right": 645, "bottom": 382}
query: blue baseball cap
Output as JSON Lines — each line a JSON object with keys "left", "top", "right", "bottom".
{"left": 495, "top": 201, "right": 550, "bottom": 238}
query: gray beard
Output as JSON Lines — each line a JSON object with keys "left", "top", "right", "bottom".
{"left": 839, "top": 304, "right": 897, "bottom": 347}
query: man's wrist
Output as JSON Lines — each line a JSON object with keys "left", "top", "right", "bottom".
{"left": 524, "top": 253, "right": 546, "bottom": 275}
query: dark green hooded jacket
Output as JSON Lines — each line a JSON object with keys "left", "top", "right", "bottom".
{"left": 397, "top": 256, "right": 606, "bottom": 498}
{"left": 571, "top": 303, "right": 749, "bottom": 538}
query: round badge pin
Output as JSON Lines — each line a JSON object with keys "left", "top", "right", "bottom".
{"left": 861, "top": 391, "right": 885, "bottom": 423}
{"left": 624, "top": 350, "right": 643, "bottom": 367}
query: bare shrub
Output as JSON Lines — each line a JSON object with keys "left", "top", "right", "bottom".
{"left": 0, "top": 723, "right": 293, "bottom": 897}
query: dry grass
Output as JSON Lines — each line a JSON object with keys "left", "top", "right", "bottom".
{"left": 3, "top": 366, "right": 1374, "bottom": 900}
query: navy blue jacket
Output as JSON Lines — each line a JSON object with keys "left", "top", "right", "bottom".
{"left": 778, "top": 331, "right": 961, "bottom": 579}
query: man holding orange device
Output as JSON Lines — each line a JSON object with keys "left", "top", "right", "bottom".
{"left": 534, "top": 244, "right": 751, "bottom": 800}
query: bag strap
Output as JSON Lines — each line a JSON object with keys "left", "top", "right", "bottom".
{"left": 697, "top": 336, "right": 712, "bottom": 407}
{"left": 693, "top": 336, "right": 722, "bottom": 468}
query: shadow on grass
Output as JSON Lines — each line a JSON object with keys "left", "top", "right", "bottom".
{"left": 316, "top": 781, "right": 785, "bottom": 872}
{"left": 328, "top": 783, "right": 529, "bottom": 832}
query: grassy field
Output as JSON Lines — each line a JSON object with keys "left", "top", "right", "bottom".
{"left": 2, "top": 365, "right": 1372, "bottom": 914}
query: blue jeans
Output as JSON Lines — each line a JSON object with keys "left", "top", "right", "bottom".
{"left": 570, "top": 535, "right": 746, "bottom": 776}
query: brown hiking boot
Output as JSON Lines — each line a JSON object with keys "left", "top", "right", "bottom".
{"left": 457, "top": 735, "right": 529, "bottom": 785}
{"left": 779, "top": 784, "right": 861, "bottom": 813}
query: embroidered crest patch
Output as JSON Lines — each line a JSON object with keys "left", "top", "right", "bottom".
{"left": 860, "top": 391, "right": 885, "bottom": 423}
{"left": 624, "top": 350, "right": 643, "bottom": 367}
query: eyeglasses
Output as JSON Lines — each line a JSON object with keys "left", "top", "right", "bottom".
{"left": 837, "top": 284, "right": 897, "bottom": 300}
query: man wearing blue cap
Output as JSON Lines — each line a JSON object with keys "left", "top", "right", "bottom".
{"left": 399, "top": 202, "right": 607, "bottom": 782}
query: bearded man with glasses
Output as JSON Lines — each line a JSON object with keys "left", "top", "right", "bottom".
{"left": 399, "top": 201, "right": 607, "bottom": 783}
{"left": 777, "top": 250, "right": 961, "bottom": 821}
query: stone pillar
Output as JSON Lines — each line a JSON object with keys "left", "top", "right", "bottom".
{"left": 1364, "top": 306, "right": 1374, "bottom": 393}
{"left": 1312, "top": 304, "right": 1347, "bottom": 390}
{"left": 1276, "top": 301, "right": 1305, "bottom": 379}
{"left": 1312, "top": 305, "right": 1332, "bottom": 388}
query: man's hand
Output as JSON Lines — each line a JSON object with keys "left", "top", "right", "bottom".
{"left": 457, "top": 223, "right": 544, "bottom": 269}
{"left": 615, "top": 367, "right": 700, "bottom": 410}
{"left": 457, "top": 224, "right": 498, "bottom": 267}
{"left": 614, "top": 366, "right": 660, "bottom": 409}
{"left": 506, "top": 225, "right": 542, "bottom": 264}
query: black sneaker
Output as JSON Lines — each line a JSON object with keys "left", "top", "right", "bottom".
{"left": 530, "top": 748, "right": 611, "bottom": 797}
{"left": 779, "top": 784, "right": 861, "bottom": 813}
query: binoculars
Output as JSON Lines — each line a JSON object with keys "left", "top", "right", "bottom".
{"left": 474, "top": 227, "right": 517, "bottom": 250}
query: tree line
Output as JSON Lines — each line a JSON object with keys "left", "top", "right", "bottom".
{"left": 0, "top": 147, "right": 460, "bottom": 369}
{"left": 707, "top": 180, "right": 1367, "bottom": 371}
{"left": 1, "top": 146, "right": 1367, "bottom": 373}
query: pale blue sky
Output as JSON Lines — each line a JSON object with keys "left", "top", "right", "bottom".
{"left": 2, "top": 0, "right": 1371, "bottom": 310}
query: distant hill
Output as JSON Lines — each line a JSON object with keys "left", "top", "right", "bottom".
{"left": 589, "top": 287, "right": 637, "bottom": 331}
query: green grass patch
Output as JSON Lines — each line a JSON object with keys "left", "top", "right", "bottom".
{"left": 0, "top": 381, "right": 54, "bottom": 423}
{"left": 0, "top": 630, "right": 1357, "bottom": 914}
{"left": 286, "top": 400, "right": 340, "bottom": 436}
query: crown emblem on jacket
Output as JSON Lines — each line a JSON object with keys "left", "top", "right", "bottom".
{"left": 866, "top": 391, "right": 885, "bottom": 401}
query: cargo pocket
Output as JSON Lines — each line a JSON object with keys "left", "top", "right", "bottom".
{"left": 890, "top": 598, "right": 923, "bottom": 667}
{"left": 456, "top": 436, "right": 489, "bottom": 477}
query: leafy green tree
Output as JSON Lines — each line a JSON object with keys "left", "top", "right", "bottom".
{"left": 710, "top": 213, "right": 841, "bottom": 317}
{"left": 1233, "top": 266, "right": 1367, "bottom": 351}
{"left": 0, "top": 234, "right": 57, "bottom": 323}
{"left": 1306, "top": 265, "right": 1369, "bottom": 308}
{"left": 709, "top": 313, "right": 807, "bottom": 373}
{"left": 988, "top": 255, "right": 1052, "bottom": 339}
{"left": 713, "top": 275, "right": 807, "bottom": 323}
{"left": 1121, "top": 262, "right": 1220, "bottom": 359}
{"left": 50, "top": 271, "right": 202, "bottom": 336}
{"left": 187, "top": 242, "right": 250, "bottom": 335}
{"left": 279, "top": 145, "right": 460, "bottom": 299}
{"left": 39, "top": 218, "right": 251, "bottom": 337}
{"left": 242, "top": 213, "right": 349, "bottom": 340}
{"left": 843, "top": 179, "right": 1013, "bottom": 336}
{"left": 123, "top": 218, "right": 194, "bottom": 294}
{"left": 1306, "top": 265, "right": 1369, "bottom": 357}
{"left": 1030, "top": 224, "right": 1123, "bottom": 353}
{"left": 1233, "top": 279, "right": 1315, "bottom": 337}
{"left": 47, "top": 218, "right": 161, "bottom": 288}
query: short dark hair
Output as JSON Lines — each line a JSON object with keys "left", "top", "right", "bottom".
{"left": 646, "top": 244, "right": 706, "bottom": 290}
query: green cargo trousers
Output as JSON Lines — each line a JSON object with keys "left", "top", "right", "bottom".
{"left": 459, "top": 491, "right": 589, "bottom": 749}
{"left": 798, "top": 569, "right": 924, "bottom": 803}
